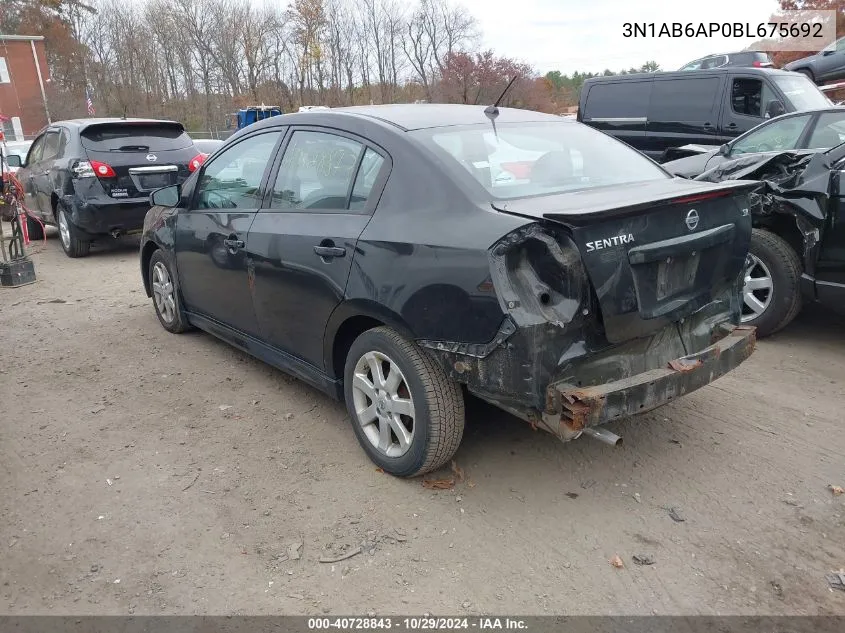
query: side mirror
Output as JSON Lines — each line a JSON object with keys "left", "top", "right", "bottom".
{"left": 823, "top": 49, "right": 835, "bottom": 56}
{"left": 150, "top": 184, "right": 180, "bottom": 208}
{"left": 765, "top": 99, "right": 786, "bottom": 119}
{"left": 718, "top": 143, "right": 730, "bottom": 156}
{"left": 5, "top": 154, "right": 22, "bottom": 168}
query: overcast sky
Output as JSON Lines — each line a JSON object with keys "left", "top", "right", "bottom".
{"left": 463, "top": 0, "right": 782, "bottom": 74}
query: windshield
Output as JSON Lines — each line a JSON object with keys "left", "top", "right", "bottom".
{"left": 773, "top": 75, "right": 832, "bottom": 110}
{"left": 411, "top": 122, "right": 669, "bottom": 200}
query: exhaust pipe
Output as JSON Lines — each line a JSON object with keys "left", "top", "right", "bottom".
{"left": 581, "top": 426, "right": 622, "bottom": 446}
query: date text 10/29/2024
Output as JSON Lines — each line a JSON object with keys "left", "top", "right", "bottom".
{"left": 307, "top": 618, "right": 528, "bottom": 631}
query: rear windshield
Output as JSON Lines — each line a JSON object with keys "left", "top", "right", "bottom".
{"left": 773, "top": 75, "right": 831, "bottom": 110}
{"left": 81, "top": 123, "right": 192, "bottom": 152}
{"left": 411, "top": 122, "right": 669, "bottom": 200}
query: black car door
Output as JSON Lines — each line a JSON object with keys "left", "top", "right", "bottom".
{"left": 20, "top": 133, "right": 46, "bottom": 215}
{"left": 173, "top": 129, "right": 284, "bottom": 338}
{"left": 247, "top": 128, "right": 389, "bottom": 370}
{"left": 719, "top": 76, "right": 778, "bottom": 142}
{"left": 644, "top": 75, "right": 723, "bottom": 160}
{"left": 32, "top": 129, "right": 62, "bottom": 215}
{"left": 816, "top": 167, "right": 845, "bottom": 314}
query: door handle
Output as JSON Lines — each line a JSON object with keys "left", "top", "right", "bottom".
{"left": 314, "top": 245, "right": 346, "bottom": 259}
{"left": 223, "top": 238, "right": 245, "bottom": 249}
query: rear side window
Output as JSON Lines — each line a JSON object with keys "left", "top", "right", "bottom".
{"left": 80, "top": 123, "right": 193, "bottom": 152}
{"left": 650, "top": 77, "right": 720, "bottom": 121}
{"left": 584, "top": 82, "right": 650, "bottom": 119}
{"left": 270, "top": 131, "right": 364, "bottom": 211}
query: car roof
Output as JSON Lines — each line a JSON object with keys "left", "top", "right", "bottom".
{"left": 247, "top": 104, "right": 565, "bottom": 132}
{"left": 585, "top": 67, "right": 794, "bottom": 83}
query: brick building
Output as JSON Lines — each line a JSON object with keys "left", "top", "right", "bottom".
{"left": 0, "top": 35, "right": 50, "bottom": 140}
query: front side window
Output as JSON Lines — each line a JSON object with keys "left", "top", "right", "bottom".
{"left": 413, "top": 122, "right": 669, "bottom": 200}
{"left": 195, "top": 132, "right": 281, "bottom": 210}
{"left": 270, "top": 131, "right": 364, "bottom": 211}
{"left": 732, "top": 79, "right": 763, "bottom": 116}
{"left": 731, "top": 114, "right": 811, "bottom": 155}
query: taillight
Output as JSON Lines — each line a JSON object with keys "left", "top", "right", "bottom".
{"left": 90, "top": 160, "right": 116, "bottom": 178}
{"left": 188, "top": 153, "right": 207, "bottom": 172}
{"left": 71, "top": 160, "right": 95, "bottom": 179}
{"left": 672, "top": 190, "right": 732, "bottom": 205}
{"left": 753, "top": 61, "right": 762, "bottom": 67}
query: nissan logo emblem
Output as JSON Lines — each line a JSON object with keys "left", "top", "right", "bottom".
{"left": 685, "top": 209, "right": 699, "bottom": 231}
{"left": 146, "top": 153, "right": 157, "bottom": 162}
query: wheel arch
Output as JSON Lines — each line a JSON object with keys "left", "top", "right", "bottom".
{"left": 140, "top": 240, "right": 161, "bottom": 297}
{"left": 324, "top": 300, "right": 416, "bottom": 381}
{"left": 752, "top": 216, "right": 805, "bottom": 270}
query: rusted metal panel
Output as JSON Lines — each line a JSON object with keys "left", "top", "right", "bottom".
{"left": 549, "top": 325, "right": 756, "bottom": 437}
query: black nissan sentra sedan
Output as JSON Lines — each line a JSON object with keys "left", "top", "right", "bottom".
{"left": 140, "top": 104, "right": 757, "bottom": 477}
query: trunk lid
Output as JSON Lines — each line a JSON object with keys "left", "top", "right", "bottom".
{"left": 80, "top": 121, "right": 197, "bottom": 199}
{"left": 492, "top": 179, "right": 757, "bottom": 343}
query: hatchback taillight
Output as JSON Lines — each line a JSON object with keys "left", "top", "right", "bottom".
{"left": 90, "top": 160, "right": 116, "bottom": 178}
{"left": 188, "top": 153, "right": 207, "bottom": 172}
{"left": 753, "top": 61, "right": 762, "bottom": 67}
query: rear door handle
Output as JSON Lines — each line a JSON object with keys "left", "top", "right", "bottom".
{"left": 314, "top": 245, "right": 346, "bottom": 259}
{"left": 223, "top": 238, "right": 245, "bottom": 249}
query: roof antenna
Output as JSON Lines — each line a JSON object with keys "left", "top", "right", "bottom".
{"left": 484, "top": 75, "right": 519, "bottom": 119}
{"left": 122, "top": 105, "right": 127, "bottom": 120}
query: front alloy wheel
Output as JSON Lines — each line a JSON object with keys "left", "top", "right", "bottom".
{"left": 148, "top": 249, "right": 190, "bottom": 333}
{"left": 741, "top": 253, "right": 774, "bottom": 322}
{"left": 152, "top": 260, "right": 177, "bottom": 325}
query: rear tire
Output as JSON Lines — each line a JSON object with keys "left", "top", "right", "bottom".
{"left": 25, "top": 214, "right": 44, "bottom": 241}
{"left": 742, "top": 229, "right": 803, "bottom": 337}
{"left": 57, "top": 205, "right": 90, "bottom": 258}
{"left": 343, "top": 326, "right": 465, "bottom": 477}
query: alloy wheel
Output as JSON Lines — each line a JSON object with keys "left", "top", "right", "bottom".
{"left": 351, "top": 351, "right": 416, "bottom": 458}
{"left": 58, "top": 210, "right": 71, "bottom": 250}
{"left": 152, "top": 261, "right": 176, "bottom": 324}
{"left": 741, "top": 253, "right": 774, "bottom": 321}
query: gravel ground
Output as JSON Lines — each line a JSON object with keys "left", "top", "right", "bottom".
{"left": 1, "top": 232, "right": 844, "bottom": 616}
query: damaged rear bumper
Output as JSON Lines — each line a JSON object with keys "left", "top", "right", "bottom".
{"left": 542, "top": 325, "right": 756, "bottom": 440}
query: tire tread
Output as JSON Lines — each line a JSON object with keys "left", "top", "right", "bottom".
{"left": 750, "top": 228, "right": 803, "bottom": 337}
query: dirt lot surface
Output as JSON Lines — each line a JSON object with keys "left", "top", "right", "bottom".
{"left": 2, "top": 233, "right": 845, "bottom": 616}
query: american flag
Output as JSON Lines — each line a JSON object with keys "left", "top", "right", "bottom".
{"left": 86, "top": 87, "right": 95, "bottom": 116}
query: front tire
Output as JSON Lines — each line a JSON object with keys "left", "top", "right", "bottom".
{"left": 344, "top": 327, "right": 465, "bottom": 477}
{"left": 57, "top": 205, "right": 90, "bottom": 258}
{"left": 742, "top": 229, "right": 803, "bottom": 337}
{"left": 149, "top": 249, "right": 190, "bottom": 333}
